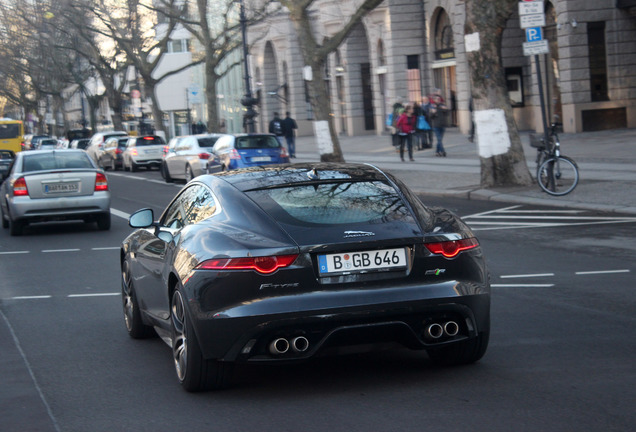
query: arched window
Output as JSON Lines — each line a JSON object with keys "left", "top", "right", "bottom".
{"left": 434, "top": 11, "right": 454, "bottom": 60}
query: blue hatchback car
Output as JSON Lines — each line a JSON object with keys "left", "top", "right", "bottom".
{"left": 207, "top": 134, "right": 290, "bottom": 173}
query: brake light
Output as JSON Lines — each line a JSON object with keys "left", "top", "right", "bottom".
{"left": 13, "top": 177, "right": 28, "bottom": 196}
{"left": 95, "top": 172, "right": 108, "bottom": 191}
{"left": 115, "top": 148, "right": 123, "bottom": 155}
{"left": 143, "top": 136, "right": 154, "bottom": 140}
{"left": 280, "top": 146, "right": 290, "bottom": 158}
{"left": 198, "top": 152, "right": 210, "bottom": 160}
{"left": 424, "top": 238, "right": 479, "bottom": 258}
{"left": 196, "top": 254, "right": 298, "bottom": 274}
{"left": 229, "top": 149, "right": 241, "bottom": 160}
{"left": 130, "top": 148, "right": 138, "bottom": 156}
{"left": 163, "top": 145, "right": 169, "bottom": 155}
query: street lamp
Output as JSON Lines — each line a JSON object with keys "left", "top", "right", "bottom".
{"left": 240, "top": 0, "right": 258, "bottom": 133}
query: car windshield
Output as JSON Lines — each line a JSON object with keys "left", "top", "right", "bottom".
{"left": 197, "top": 137, "right": 219, "bottom": 148}
{"left": 246, "top": 181, "right": 413, "bottom": 226}
{"left": 22, "top": 152, "right": 93, "bottom": 172}
{"left": 136, "top": 136, "right": 165, "bottom": 146}
{"left": 235, "top": 136, "right": 280, "bottom": 149}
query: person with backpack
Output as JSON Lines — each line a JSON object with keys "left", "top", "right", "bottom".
{"left": 269, "top": 112, "right": 284, "bottom": 145}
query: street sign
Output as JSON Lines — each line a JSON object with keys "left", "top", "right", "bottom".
{"left": 188, "top": 85, "right": 202, "bottom": 104}
{"left": 523, "top": 39, "right": 549, "bottom": 56}
{"left": 526, "top": 27, "right": 543, "bottom": 42}
{"left": 520, "top": 13, "right": 546, "bottom": 28}
{"left": 519, "top": 1, "right": 543, "bottom": 15}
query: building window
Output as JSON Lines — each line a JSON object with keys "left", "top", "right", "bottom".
{"left": 505, "top": 67, "right": 524, "bottom": 107}
{"left": 406, "top": 55, "right": 421, "bottom": 103}
{"left": 168, "top": 39, "right": 190, "bottom": 53}
{"left": 588, "top": 22, "right": 608, "bottom": 102}
{"left": 434, "top": 11, "right": 455, "bottom": 60}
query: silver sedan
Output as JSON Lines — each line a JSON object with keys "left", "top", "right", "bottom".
{"left": 0, "top": 149, "right": 111, "bottom": 236}
{"left": 162, "top": 133, "right": 226, "bottom": 183}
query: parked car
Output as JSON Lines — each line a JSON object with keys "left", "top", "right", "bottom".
{"left": 161, "top": 134, "right": 224, "bottom": 183}
{"left": 0, "top": 149, "right": 15, "bottom": 182}
{"left": 207, "top": 133, "right": 290, "bottom": 173}
{"left": 98, "top": 136, "right": 129, "bottom": 170}
{"left": 86, "top": 131, "right": 127, "bottom": 165}
{"left": 35, "top": 138, "right": 58, "bottom": 150}
{"left": 122, "top": 135, "right": 166, "bottom": 171}
{"left": 121, "top": 163, "right": 491, "bottom": 391}
{"left": 0, "top": 149, "right": 111, "bottom": 236}
{"left": 70, "top": 138, "right": 91, "bottom": 150}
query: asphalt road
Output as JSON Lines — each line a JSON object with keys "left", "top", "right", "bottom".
{"left": 1, "top": 168, "right": 635, "bottom": 432}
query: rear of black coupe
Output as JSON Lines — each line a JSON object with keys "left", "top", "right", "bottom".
{"left": 121, "top": 164, "right": 490, "bottom": 391}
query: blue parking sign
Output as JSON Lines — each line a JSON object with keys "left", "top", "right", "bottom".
{"left": 526, "top": 27, "right": 543, "bottom": 42}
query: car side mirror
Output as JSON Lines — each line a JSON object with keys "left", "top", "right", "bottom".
{"left": 129, "top": 208, "right": 154, "bottom": 228}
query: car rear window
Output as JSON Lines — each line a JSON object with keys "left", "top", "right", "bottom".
{"left": 235, "top": 136, "right": 280, "bottom": 149}
{"left": 246, "top": 181, "right": 414, "bottom": 226}
{"left": 22, "top": 152, "right": 94, "bottom": 172}
{"left": 136, "top": 136, "right": 165, "bottom": 146}
{"left": 197, "top": 137, "right": 219, "bottom": 148}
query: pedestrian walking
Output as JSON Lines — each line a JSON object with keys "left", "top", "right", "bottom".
{"left": 414, "top": 98, "right": 432, "bottom": 150}
{"left": 429, "top": 94, "right": 449, "bottom": 157}
{"left": 396, "top": 105, "right": 416, "bottom": 162}
{"left": 389, "top": 101, "right": 404, "bottom": 150}
{"left": 281, "top": 112, "right": 298, "bottom": 157}
{"left": 269, "top": 112, "right": 284, "bottom": 145}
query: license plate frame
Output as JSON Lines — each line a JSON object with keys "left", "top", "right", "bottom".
{"left": 44, "top": 182, "right": 79, "bottom": 194}
{"left": 251, "top": 156, "right": 271, "bottom": 162}
{"left": 318, "top": 247, "right": 408, "bottom": 275}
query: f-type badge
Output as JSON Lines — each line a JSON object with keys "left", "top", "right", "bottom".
{"left": 425, "top": 268, "right": 446, "bottom": 276}
{"left": 344, "top": 231, "right": 375, "bottom": 238}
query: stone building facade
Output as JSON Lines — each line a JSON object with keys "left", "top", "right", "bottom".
{"left": 246, "top": 0, "right": 636, "bottom": 136}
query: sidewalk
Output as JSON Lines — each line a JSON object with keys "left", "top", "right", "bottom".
{"left": 293, "top": 127, "right": 636, "bottom": 215}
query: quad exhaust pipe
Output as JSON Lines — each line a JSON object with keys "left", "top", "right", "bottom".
{"left": 424, "top": 321, "right": 459, "bottom": 340}
{"left": 269, "top": 336, "right": 310, "bottom": 355}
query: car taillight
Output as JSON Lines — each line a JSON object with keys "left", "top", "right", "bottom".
{"left": 115, "top": 148, "right": 123, "bottom": 155}
{"left": 196, "top": 254, "right": 298, "bottom": 275}
{"left": 131, "top": 148, "right": 138, "bottom": 156}
{"left": 198, "top": 152, "right": 210, "bottom": 160}
{"left": 279, "top": 146, "right": 290, "bottom": 158}
{"left": 163, "top": 145, "right": 169, "bottom": 155}
{"left": 13, "top": 177, "right": 28, "bottom": 196}
{"left": 229, "top": 149, "right": 241, "bottom": 160}
{"left": 95, "top": 172, "right": 108, "bottom": 191}
{"left": 424, "top": 238, "right": 479, "bottom": 258}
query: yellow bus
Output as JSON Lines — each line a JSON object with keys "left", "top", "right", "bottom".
{"left": 0, "top": 118, "right": 25, "bottom": 153}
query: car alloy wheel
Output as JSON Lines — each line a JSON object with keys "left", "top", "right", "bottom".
{"left": 121, "top": 259, "right": 154, "bottom": 338}
{"left": 170, "top": 288, "right": 232, "bottom": 391}
{"left": 185, "top": 166, "right": 193, "bottom": 182}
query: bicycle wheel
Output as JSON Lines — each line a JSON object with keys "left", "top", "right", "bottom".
{"left": 537, "top": 156, "right": 579, "bottom": 196}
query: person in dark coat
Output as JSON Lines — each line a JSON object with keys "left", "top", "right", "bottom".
{"left": 281, "top": 112, "right": 298, "bottom": 157}
{"left": 269, "top": 112, "right": 284, "bottom": 145}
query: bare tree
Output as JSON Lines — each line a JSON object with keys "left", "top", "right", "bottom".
{"left": 278, "top": 0, "right": 384, "bottom": 162}
{"left": 464, "top": 0, "right": 532, "bottom": 187}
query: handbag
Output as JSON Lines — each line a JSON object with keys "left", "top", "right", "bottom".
{"left": 417, "top": 115, "right": 431, "bottom": 130}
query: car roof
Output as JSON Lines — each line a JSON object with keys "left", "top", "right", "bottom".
{"left": 210, "top": 163, "right": 389, "bottom": 192}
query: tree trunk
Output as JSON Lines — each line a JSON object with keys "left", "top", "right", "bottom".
{"left": 465, "top": 0, "right": 532, "bottom": 187}
{"left": 205, "top": 57, "right": 220, "bottom": 132}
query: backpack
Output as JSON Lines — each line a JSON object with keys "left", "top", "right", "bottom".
{"left": 273, "top": 121, "right": 282, "bottom": 135}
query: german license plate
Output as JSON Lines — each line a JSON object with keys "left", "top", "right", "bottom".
{"left": 45, "top": 182, "right": 79, "bottom": 193}
{"left": 251, "top": 156, "right": 271, "bottom": 162}
{"left": 318, "top": 247, "right": 407, "bottom": 275}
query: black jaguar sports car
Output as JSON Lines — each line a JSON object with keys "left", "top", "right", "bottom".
{"left": 121, "top": 163, "right": 490, "bottom": 391}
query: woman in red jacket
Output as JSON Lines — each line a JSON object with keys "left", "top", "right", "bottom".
{"left": 396, "top": 105, "right": 416, "bottom": 161}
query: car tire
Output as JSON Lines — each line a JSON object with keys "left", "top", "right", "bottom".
{"left": 122, "top": 259, "right": 155, "bottom": 339}
{"left": 1, "top": 205, "right": 8, "bottom": 229}
{"left": 171, "top": 288, "right": 232, "bottom": 392}
{"left": 131, "top": 162, "right": 138, "bottom": 172}
{"left": 185, "top": 166, "right": 194, "bottom": 182}
{"left": 9, "top": 215, "right": 23, "bottom": 236}
{"left": 162, "top": 163, "right": 174, "bottom": 183}
{"left": 427, "top": 329, "right": 490, "bottom": 367}
{"left": 96, "top": 212, "right": 111, "bottom": 230}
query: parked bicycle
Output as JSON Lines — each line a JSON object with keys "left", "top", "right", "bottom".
{"left": 531, "top": 121, "right": 579, "bottom": 196}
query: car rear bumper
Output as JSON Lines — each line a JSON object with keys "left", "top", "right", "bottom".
{"left": 185, "top": 280, "right": 490, "bottom": 362}
{"left": 9, "top": 193, "right": 111, "bottom": 221}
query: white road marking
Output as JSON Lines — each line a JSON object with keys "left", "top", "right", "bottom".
{"left": 42, "top": 249, "right": 81, "bottom": 253}
{"left": 500, "top": 273, "right": 555, "bottom": 278}
{"left": 11, "top": 295, "right": 52, "bottom": 300}
{"left": 575, "top": 269, "right": 630, "bottom": 275}
{"left": 0, "top": 251, "right": 29, "bottom": 255}
{"left": 110, "top": 208, "right": 130, "bottom": 220}
{"left": 67, "top": 293, "right": 119, "bottom": 298}
{"left": 492, "top": 284, "right": 555, "bottom": 288}
{"left": 91, "top": 247, "right": 120, "bottom": 251}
